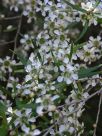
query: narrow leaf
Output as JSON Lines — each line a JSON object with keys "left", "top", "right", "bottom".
{"left": 75, "top": 21, "right": 89, "bottom": 43}
{"left": 64, "top": 0, "right": 87, "bottom": 13}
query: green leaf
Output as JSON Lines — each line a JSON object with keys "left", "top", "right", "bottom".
{"left": 12, "top": 64, "right": 25, "bottom": 73}
{"left": 97, "top": 18, "right": 102, "bottom": 24}
{"left": 0, "top": 102, "right": 6, "bottom": 112}
{"left": 0, "top": 85, "right": 11, "bottom": 96}
{"left": 78, "top": 64, "right": 102, "bottom": 79}
{"left": 55, "top": 82, "right": 67, "bottom": 90}
{"left": 16, "top": 99, "right": 37, "bottom": 111}
{"left": 64, "top": 22, "right": 78, "bottom": 30}
{"left": 64, "top": 0, "right": 87, "bottom": 13}
{"left": 12, "top": 64, "right": 24, "bottom": 69}
{"left": 13, "top": 69, "right": 25, "bottom": 73}
{"left": 69, "top": 43, "right": 74, "bottom": 61}
{"left": 93, "top": 0, "right": 101, "bottom": 9}
{"left": 73, "top": 42, "right": 87, "bottom": 53}
{"left": 10, "top": 49, "right": 28, "bottom": 66}
{"left": 76, "top": 42, "right": 87, "bottom": 49}
{"left": 77, "top": 81, "right": 83, "bottom": 93}
{"left": 16, "top": 51, "right": 28, "bottom": 65}
{"left": 75, "top": 21, "right": 89, "bottom": 43}
{"left": 0, "top": 102, "right": 8, "bottom": 136}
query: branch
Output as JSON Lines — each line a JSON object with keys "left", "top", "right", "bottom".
{"left": 0, "top": 40, "right": 14, "bottom": 46}
{"left": 43, "top": 122, "right": 57, "bottom": 136}
{"left": 0, "top": 16, "right": 21, "bottom": 21}
{"left": 12, "top": 14, "right": 23, "bottom": 59}
{"left": 93, "top": 92, "right": 102, "bottom": 136}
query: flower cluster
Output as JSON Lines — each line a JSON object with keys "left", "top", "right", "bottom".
{"left": 0, "top": 56, "right": 16, "bottom": 81}
{"left": 76, "top": 36, "right": 102, "bottom": 64}
{"left": 78, "top": 1, "right": 102, "bottom": 26}
{"left": 1, "top": 0, "right": 102, "bottom": 135}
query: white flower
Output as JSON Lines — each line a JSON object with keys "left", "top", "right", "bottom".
{"left": 91, "top": 80, "right": 96, "bottom": 86}
{"left": 54, "top": 66, "right": 58, "bottom": 72}
{"left": 66, "top": 64, "right": 74, "bottom": 71}
{"left": 22, "top": 89, "right": 31, "bottom": 95}
{"left": 48, "top": 105, "right": 56, "bottom": 111}
{"left": 69, "top": 106, "right": 74, "bottom": 112}
{"left": 63, "top": 58, "right": 69, "bottom": 64}
{"left": 59, "top": 125, "right": 65, "bottom": 133}
{"left": 68, "top": 117, "right": 73, "bottom": 123}
{"left": 44, "top": 0, "right": 49, "bottom": 4}
{"left": 57, "top": 76, "right": 63, "bottom": 82}
{"left": 83, "top": 92, "right": 89, "bottom": 99}
{"left": 20, "top": 38, "right": 26, "bottom": 44}
{"left": 36, "top": 98, "right": 42, "bottom": 103}
{"left": 54, "top": 30, "right": 60, "bottom": 35}
{"left": 7, "top": 117, "right": 12, "bottom": 123}
{"left": 28, "top": 117, "right": 36, "bottom": 123}
{"left": 25, "top": 108, "right": 32, "bottom": 116}
{"left": 36, "top": 106, "right": 43, "bottom": 115}
{"left": 25, "top": 75, "right": 32, "bottom": 82}
{"left": 29, "top": 53, "right": 35, "bottom": 62}
{"left": 7, "top": 25, "right": 13, "bottom": 30}
{"left": 14, "top": 119, "right": 20, "bottom": 127}
{"left": 72, "top": 74, "right": 78, "bottom": 80}
{"left": 51, "top": 95, "right": 59, "bottom": 101}
{"left": 60, "top": 65, "right": 65, "bottom": 72}
{"left": 7, "top": 107, "right": 13, "bottom": 113}
{"left": 65, "top": 78, "right": 72, "bottom": 85}
{"left": 69, "top": 127, "right": 75, "bottom": 134}
{"left": 21, "top": 124, "right": 30, "bottom": 134}
{"left": 50, "top": 86, "right": 55, "bottom": 90}
{"left": 23, "top": 10, "right": 28, "bottom": 16}
{"left": 38, "top": 84, "right": 44, "bottom": 89}
{"left": 14, "top": 110, "right": 22, "bottom": 117}
{"left": 81, "top": 2, "right": 94, "bottom": 11}
{"left": 26, "top": 65, "right": 32, "bottom": 72}
{"left": 33, "top": 129, "right": 41, "bottom": 136}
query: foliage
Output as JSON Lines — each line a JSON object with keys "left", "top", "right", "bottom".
{"left": 0, "top": 0, "right": 102, "bottom": 135}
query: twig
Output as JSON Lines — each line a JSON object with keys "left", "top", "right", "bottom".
{"left": 34, "top": 89, "right": 102, "bottom": 121}
{"left": 93, "top": 92, "right": 102, "bottom": 136}
{"left": 0, "top": 40, "right": 14, "bottom": 46}
{"left": 12, "top": 14, "right": 23, "bottom": 59}
{"left": 6, "top": 14, "right": 23, "bottom": 89}
{"left": 43, "top": 122, "right": 57, "bottom": 136}
{"left": 27, "top": 89, "right": 102, "bottom": 136}
{"left": 85, "top": 89, "right": 102, "bottom": 102}
{"left": 66, "top": 89, "right": 102, "bottom": 117}
{"left": 0, "top": 16, "right": 21, "bottom": 21}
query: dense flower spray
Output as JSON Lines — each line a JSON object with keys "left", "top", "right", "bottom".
{"left": 0, "top": 0, "right": 102, "bottom": 135}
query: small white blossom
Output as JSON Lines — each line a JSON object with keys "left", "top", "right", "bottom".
{"left": 57, "top": 76, "right": 63, "bottom": 82}
{"left": 33, "top": 129, "right": 41, "bottom": 136}
{"left": 36, "top": 106, "right": 43, "bottom": 115}
{"left": 21, "top": 124, "right": 30, "bottom": 134}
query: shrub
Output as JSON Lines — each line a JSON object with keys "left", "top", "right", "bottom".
{"left": 0, "top": 0, "right": 102, "bottom": 135}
